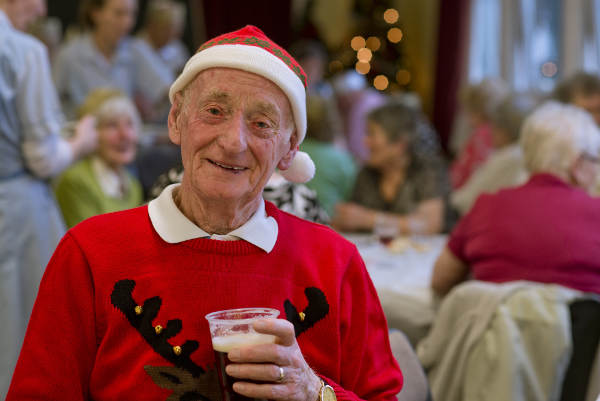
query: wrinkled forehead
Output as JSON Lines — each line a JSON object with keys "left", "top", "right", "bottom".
{"left": 184, "top": 68, "right": 293, "bottom": 120}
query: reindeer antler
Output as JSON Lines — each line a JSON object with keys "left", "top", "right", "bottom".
{"left": 111, "top": 279, "right": 205, "bottom": 377}
{"left": 284, "top": 287, "right": 329, "bottom": 337}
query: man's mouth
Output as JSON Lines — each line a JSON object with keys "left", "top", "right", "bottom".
{"left": 208, "top": 159, "right": 247, "bottom": 171}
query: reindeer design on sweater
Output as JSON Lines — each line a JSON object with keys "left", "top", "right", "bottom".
{"left": 111, "top": 279, "right": 329, "bottom": 401}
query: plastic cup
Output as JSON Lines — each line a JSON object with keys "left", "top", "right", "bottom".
{"left": 205, "top": 307, "right": 280, "bottom": 401}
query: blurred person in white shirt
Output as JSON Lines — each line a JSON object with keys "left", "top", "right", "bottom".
{"left": 0, "top": 0, "right": 97, "bottom": 397}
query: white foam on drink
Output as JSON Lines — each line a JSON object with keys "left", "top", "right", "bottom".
{"left": 212, "top": 333, "right": 276, "bottom": 353}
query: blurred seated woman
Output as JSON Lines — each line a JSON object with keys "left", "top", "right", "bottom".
{"left": 302, "top": 95, "right": 357, "bottom": 218}
{"left": 332, "top": 101, "right": 450, "bottom": 235}
{"left": 54, "top": 89, "right": 143, "bottom": 227}
{"left": 53, "top": 0, "right": 173, "bottom": 121}
{"left": 134, "top": 0, "right": 189, "bottom": 76}
{"left": 432, "top": 102, "right": 600, "bottom": 297}
{"left": 451, "top": 92, "right": 538, "bottom": 215}
{"left": 450, "top": 78, "right": 509, "bottom": 189}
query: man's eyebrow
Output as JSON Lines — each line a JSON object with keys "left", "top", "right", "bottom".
{"left": 253, "top": 101, "right": 279, "bottom": 117}
{"left": 201, "top": 91, "right": 231, "bottom": 104}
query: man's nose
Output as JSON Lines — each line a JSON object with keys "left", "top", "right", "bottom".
{"left": 218, "top": 115, "right": 248, "bottom": 152}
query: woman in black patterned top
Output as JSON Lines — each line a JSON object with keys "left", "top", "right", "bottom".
{"left": 150, "top": 165, "right": 329, "bottom": 224}
{"left": 331, "top": 100, "right": 450, "bottom": 234}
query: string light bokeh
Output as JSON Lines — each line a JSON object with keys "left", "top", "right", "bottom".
{"left": 343, "top": 6, "right": 410, "bottom": 91}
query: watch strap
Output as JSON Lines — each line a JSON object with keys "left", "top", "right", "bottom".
{"left": 317, "top": 378, "right": 337, "bottom": 401}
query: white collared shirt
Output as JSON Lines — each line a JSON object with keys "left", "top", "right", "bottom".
{"left": 147, "top": 184, "right": 278, "bottom": 253}
{"left": 91, "top": 157, "right": 128, "bottom": 199}
{"left": 0, "top": 10, "right": 73, "bottom": 179}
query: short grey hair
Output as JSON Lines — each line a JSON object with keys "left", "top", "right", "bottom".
{"left": 520, "top": 101, "right": 600, "bottom": 176}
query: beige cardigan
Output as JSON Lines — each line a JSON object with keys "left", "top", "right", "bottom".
{"left": 417, "top": 281, "right": 582, "bottom": 401}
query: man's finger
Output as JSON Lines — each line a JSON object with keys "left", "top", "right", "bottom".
{"left": 227, "top": 342, "right": 290, "bottom": 366}
{"left": 226, "top": 363, "right": 283, "bottom": 383}
{"left": 232, "top": 381, "right": 286, "bottom": 400}
{"left": 252, "top": 318, "right": 296, "bottom": 346}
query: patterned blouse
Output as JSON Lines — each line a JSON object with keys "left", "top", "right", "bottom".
{"left": 150, "top": 165, "right": 329, "bottom": 224}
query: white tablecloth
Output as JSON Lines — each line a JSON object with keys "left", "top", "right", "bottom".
{"left": 344, "top": 233, "right": 447, "bottom": 345}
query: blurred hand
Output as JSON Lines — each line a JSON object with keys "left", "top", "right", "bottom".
{"left": 225, "top": 319, "right": 321, "bottom": 401}
{"left": 70, "top": 115, "right": 98, "bottom": 159}
{"left": 331, "top": 202, "right": 375, "bottom": 231}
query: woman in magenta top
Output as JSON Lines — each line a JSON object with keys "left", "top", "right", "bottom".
{"left": 432, "top": 102, "right": 600, "bottom": 296}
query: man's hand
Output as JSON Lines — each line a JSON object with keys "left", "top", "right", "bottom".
{"left": 225, "top": 318, "right": 322, "bottom": 401}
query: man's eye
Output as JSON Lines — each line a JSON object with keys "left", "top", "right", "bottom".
{"left": 208, "top": 108, "right": 221, "bottom": 115}
{"left": 255, "top": 121, "right": 270, "bottom": 129}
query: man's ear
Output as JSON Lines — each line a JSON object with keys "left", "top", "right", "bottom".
{"left": 277, "top": 131, "right": 299, "bottom": 170}
{"left": 167, "top": 94, "right": 183, "bottom": 145}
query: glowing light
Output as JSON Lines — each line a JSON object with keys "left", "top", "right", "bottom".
{"left": 366, "top": 36, "right": 381, "bottom": 51}
{"left": 329, "top": 60, "right": 344, "bottom": 73}
{"left": 383, "top": 8, "right": 399, "bottom": 24}
{"left": 351, "top": 36, "right": 366, "bottom": 51}
{"left": 357, "top": 48, "right": 373, "bottom": 62}
{"left": 541, "top": 61, "right": 558, "bottom": 77}
{"left": 387, "top": 28, "right": 403, "bottom": 43}
{"left": 355, "top": 61, "right": 370, "bottom": 75}
{"left": 396, "top": 69, "right": 411, "bottom": 85}
{"left": 374, "top": 75, "right": 389, "bottom": 90}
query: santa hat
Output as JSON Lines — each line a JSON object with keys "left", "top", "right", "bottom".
{"left": 169, "top": 25, "right": 315, "bottom": 183}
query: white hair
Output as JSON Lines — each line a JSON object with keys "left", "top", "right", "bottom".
{"left": 96, "top": 96, "right": 142, "bottom": 136}
{"left": 520, "top": 101, "right": 600, "bottom": 177}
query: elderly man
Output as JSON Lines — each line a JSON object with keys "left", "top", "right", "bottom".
{"left": 7, "top": 26, "right": 403, "bottom": 401}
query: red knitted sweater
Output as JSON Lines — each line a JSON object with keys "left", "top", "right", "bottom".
{"left": 7, "top": 202, "right": 402, "bottom": 400}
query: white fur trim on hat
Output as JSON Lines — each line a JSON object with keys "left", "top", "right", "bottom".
{"left": 279, "top": 151, "right": 315, "bottom": 183}
{"left": 169, "top": 44, "right": 307, "bottom": 142}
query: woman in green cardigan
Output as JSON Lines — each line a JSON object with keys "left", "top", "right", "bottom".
{"left": 54, "top": 89, "right": 143, "bottom": 227}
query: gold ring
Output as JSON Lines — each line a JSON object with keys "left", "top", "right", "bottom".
{"left": 277, "top": 366, "right": 285, "bottom": 382}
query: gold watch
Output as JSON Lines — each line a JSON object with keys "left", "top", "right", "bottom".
{"left": 318, "top": 379, "right": 336, "bottom": 401}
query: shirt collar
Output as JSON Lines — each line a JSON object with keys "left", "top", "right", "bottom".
{"left": 527, "top": 173, "right": 571, "bottom": 187}
{"left": 91, "top": 156, "right": 127, "bottom": 198}
{"left": 148, "top": 184, "right": 278, "bottom": 252}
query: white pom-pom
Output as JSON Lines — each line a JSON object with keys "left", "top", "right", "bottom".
{"left": 279, "top": 151, "right": 315, "bottom": 183}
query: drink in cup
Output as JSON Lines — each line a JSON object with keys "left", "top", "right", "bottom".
{"left": 205, "top": 307, "right": 280, "bottom": 401}
{"left": 374, "top": 214, "right": 398, "bottom": 246}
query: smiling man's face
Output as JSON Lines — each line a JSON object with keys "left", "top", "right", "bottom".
{"left": 168, "top": 68, "right": 297, "bottom": 207}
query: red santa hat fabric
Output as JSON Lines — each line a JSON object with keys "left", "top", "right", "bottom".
{"left": 169, "top": 25, "right": 315, "bottom": 183}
